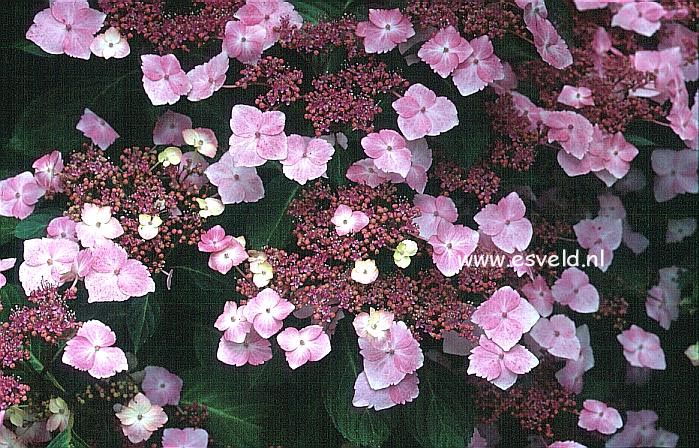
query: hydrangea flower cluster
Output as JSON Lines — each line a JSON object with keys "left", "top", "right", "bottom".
{"left": 1, "top": 0, "right": 697, "bottom": 445}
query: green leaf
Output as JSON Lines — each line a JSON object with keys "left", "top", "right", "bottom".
{"left": 182, "top": 368, "right": 267, "bottom": 448}
{"left": 8, "top": 75, "right": 130, "bottom": 156}
{"left": 323, "top": 326, "right": 390, "bottom": 447}
{"left": 406, "top": 368, "right": 473, "bottom": 448}
{"left": 0, "top": 284, "right": 28, "bottom": 321}
{"left": 46, "top": 416, "right": 89, "bottom": 448}
{"left": 0, "top": 217, "right": 17, "bottom": 245}
{"left": 14, "top": 210, "right": 60, "bottom": 239}
{"left": 127, "top": 295, "right": 160, "bottom": 353}
{"left": 12, "top": 41, "right": 54, "bottom": 58}
{"left": 245, "top": 176, "right": 300, "bottom": 249}
{"left": 625, "top": 134, "right": 657, "bottom": 147}
{"left": 291, "top": 0, "right": 356, "bottom": 23}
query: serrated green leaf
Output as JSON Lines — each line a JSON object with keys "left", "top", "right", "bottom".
{"left": 406, "top": 368, "right": 473, "bottom": 448}
{"left": 14, "top": 210, "right": 60, "bottom": 239}
{"left": 181, "top": 368, "right": 266, "bottom": 448}
{"left": 291, "top": 0, "right": 356, "bottom": 23}
{"left": 245, "top": 176, "right": 300, "bottom": 249}
{"left": 323, "top": 325, "right": 390, "bottom": 447}
{"left": 0, "top": 217, "right": 17, "bottom": 245}
{"left": 127, "top": 295, "right": 159, "bottom": 353}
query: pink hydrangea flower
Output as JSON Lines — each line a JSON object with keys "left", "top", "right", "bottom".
{"left": 281, "top": 135, "right": 335, "bottom": 185}
{"left": 651, "top": 149, "right": 698, "bottom": 202}
{"left": 76, "top": 108, "right": 120, "bottom": 150}
{"left": 187, "top": 52, "right": 229, "bottom": 102}
{"left": 217, "top": 331, "right": 272, "bottom": 366}
{"left": 208, "top": 237, "right": 247, "bottom": 275}
{"left": 229, "top": 105, "right": 287, "bottom": 167}
{"left": 632, "top": 48, "right": 684, "bottom": 100}
{"left": 276, "top": 325, "right": 331, "bottom": 369}
{"left": 428, "top": 221, "right": 479, "bottom": 277}
{"left": 471, "top": 286, "right": 539, "bottom": 351}
{"left": 0, "top": 258, "right": 16, "bottom": 289}
{"left": 551, "top": 267, "right": 600, "bottom": 313}
{"left": 521, "top": 275, "right": 554, "bottom": 317}
{"left": 412, "top": 194, "right": 458, "bottom": 240}
{"left": 529, "top": 18, "right": 573, "bottom": 69}
{"left": 243, "top": 288, "right": 295, "bottom": 338}
{"left": 588, "top": 132, "right": 639, "bottom": 184}
{"left": 578, "top": 400, "right": 623, "bottom": 435}
{"left": 361, "top": 130, "right": 412, "bottom": 178}
{"left": 32, "top": 150, "right": 64, "bottom": 194}
{"left": 572, "top": 0, "right": 608, "bottom": 11}
{"left": 617, "top": 325, "right": 666, "bottom": 370}
{"left": 205, "top": 152, "right": 265, "bottom": 204}
{"left": 223, "top": 21, "right": 266, "bottom": 64}
{"left": 141, "top": 54, "right": 192, "bottom": 106}
{"left": 0, "top": 172, "right": 44, "bottom": 220}
{"left": 387, "top": 138, "right": 432, "bottom": 193}
{"left": 659, "top": 23, "right": 699, "bottom": 82}
{"left": 75, "top": 203, "right": 124, "bottom": 248}
{"left": 645, "top": 285, "right": 679, "bottom": 330}
{"left": 557, "top": 86, "right": 594, "bottom": 109}
{"left": 84, "top": 240, "right": 155, "bottom": 303}
{"left": 359, "top": 321, "right": 423, "bottom": 389}
{"left": 215, "top": 301, "right": 252, "bottom": 343}
{"left": 418, "top": 26, "right": 472, "bottom": 78}
{"left": 90, "top": 26, "right": 130, "bottom": 59}
{"left": 62, "top": 320, "right": 128, "bottom": 379}
{"left": 26, "top": 0, "right": 106, "bottom": 60}
{"left": 19, "top": 237, "right": 79, "bottom": 293}
{"left": 162, "top": 428, "right": 209, "bottom": 448}
{"left": 182, "top": 128, "right": 218, "bottom": 158}
{"left": 353, "top": 308, "right": 394, "bottom": 341}
{"left": 555, "top": 324, "right": 595, "bottom": 393}
{"left": 666, "top": 217, "right": 696, "bottom": 243}
{"left": 234, "top": 0, "right": 302, "bottom": 49}
{"left": 331, "top": 205, "right": 370, "bottom": 236}
{"left": 452, "top": 35, "right": 505, "bottom": 96}
{"left": 573, "top": 216, "right": 623, "bottom": 272}
{"left": 392, "top": 83, "right": 459, "bottom": 141}
{"left": 467, "top": 335, "right": 539, "bottom": 390}
{"left": 530, "top": 314, "right": 581, "bottom": 360}
{"left": 541, "top": 111, "right": 594, "bottom": 160}
{"left": 611, "top": 2, "right": 666, "bottom": 37}
{"left": 141, "top": 366, "right": 183, "bottom": 406}
{"left": 511, "top": 91, "right": 543, "bottom": 132}
{"left": 473, "top": 192, "right": 533, "bottom": 254}
{"left": 198, "top": 225, "right": 233, "bottom": 253}
{"left": 116, "top": 393, "right": 168, "bottom": 444}
{"left": 352, "top": 372, "right": 419, "bottom": 410}
{"left": 153, "top": 110, "right": 192, "bottom": 146}
{"left": 345, "top": 158, "right": 391, "bottom": 188}
{"left": 605, "top": 410, "right": 666, "bottom": 448}
{"left": 356, "top": 9, "right": 415, "bottom": 54}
